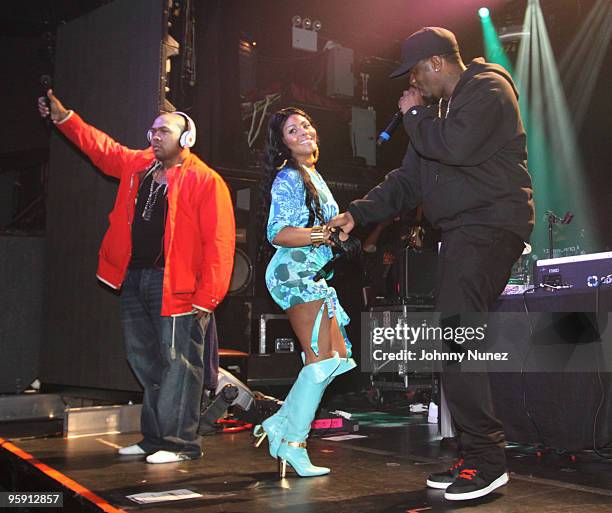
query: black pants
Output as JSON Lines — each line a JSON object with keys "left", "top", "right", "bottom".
{"left": 436, "top": 225, "right": 525, "bottom": 476}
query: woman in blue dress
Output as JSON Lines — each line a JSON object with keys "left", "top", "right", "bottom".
{"left": 254, "top": 107, "right": 356, "bottom": 478}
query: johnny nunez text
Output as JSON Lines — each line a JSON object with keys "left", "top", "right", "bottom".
{"left": 372, "top": 349, "right": 509, "bottom": 363}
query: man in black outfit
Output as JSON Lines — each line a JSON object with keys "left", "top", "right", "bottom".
{"left": 330, "top": 27, "right": 535, "bottom": 501}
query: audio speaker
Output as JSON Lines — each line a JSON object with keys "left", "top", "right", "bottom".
{"left": 247, "top": 353, "right": 303, "bottom": 386}
{"left": 228, "top": 247, "right": 253, "bottom": 295}
{"left": 398, "top": 248, "right": 438, "bottom": 299}
{"left": 0, "top": 236, "right": 44, "bottom": 393}
{"left": 223, "top": 174, "right": 261, "bottom": 297}
{"left": 215, "top": 294, "right": 279, "bottom": 355}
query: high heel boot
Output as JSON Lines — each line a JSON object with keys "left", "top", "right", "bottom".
{"left": 253, "top": 353, "right": 309, "bottom": 458}
{"left": 253, "top": 352, "right": 312, "bottom": 458}
{"left": 276, "top": 355, "right": 344, "bottom": 477}
{"left": 253, "top": 415, "right": 285, "bottom": 459}
{"left": 254, "top": 353, "right": 357, "bottom": 459}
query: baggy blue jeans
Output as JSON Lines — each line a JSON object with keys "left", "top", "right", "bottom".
{"left": 120, "top": 268, "right": 209, "bottom": 456}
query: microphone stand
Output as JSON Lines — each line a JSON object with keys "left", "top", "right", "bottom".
{"left": 545, "top": 210, "right": 574, "bottom": 259}
{"left": 546, "top": 212, "right": 557, "bottom": 259}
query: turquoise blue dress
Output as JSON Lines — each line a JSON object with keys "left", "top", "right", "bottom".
{"left": 265, "top": 166, "right": 351, "bottom": 357}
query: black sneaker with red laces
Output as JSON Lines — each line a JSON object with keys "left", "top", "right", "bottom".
{"left": 444, "top": 467, "right": 509, "bottom": 501}
{"left": 425, "top": 458, "right": 465, "bottom": 489}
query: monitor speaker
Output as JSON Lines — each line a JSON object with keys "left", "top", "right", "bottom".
{"left": 223, "top": 174, "right": 261, "bottom": 297}
{"left": 398, "top": 248, "right": 438, "bottom": 299}
{"left": 228, "top": 247, "right": 253, "bottom": 295}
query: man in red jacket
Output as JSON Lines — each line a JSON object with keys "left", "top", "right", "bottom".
{"left": 38, "top": 91, "right": 235, "bottom": 464}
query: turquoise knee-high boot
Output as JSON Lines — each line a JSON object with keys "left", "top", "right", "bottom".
{"left": 253, "top": 352, "right": 308, "bottom": 459}
{"left": 253, "top": 403, "right": 288, "bottom": 459}
{"left": 254, "top": 353, "right": 338, "bottom": 458}
{"left": 253, "top": 354, "right": 356, "bottom": 460}
{"left": 276, "top": 355, "right": 356, "bottom": 477}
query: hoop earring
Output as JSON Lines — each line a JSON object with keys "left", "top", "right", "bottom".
{"left": 313, "top": 147, "right": 319, "bottom": 163}
{"left": 276, "top": 159, "right": 288, "bottom": 170}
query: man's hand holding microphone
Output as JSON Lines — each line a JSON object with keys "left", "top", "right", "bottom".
{"left": 37, "top": 90, "right": 70, "bottom": 123}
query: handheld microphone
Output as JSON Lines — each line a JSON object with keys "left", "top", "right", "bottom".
{"left": 40, "top": 75, "right": 53, "bottom": 125}
{"left": 314, "top": 254, "right": 341, "bottom": 282}
{"left": 377, "top": 110, "right": 404, "bottom": 146}
{"left": 41, "top": 75, "right": 53, "bottom": 104}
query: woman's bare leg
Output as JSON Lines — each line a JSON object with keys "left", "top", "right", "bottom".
{"left": 286, "top": 300, "right": 339, "bottom": 364}
{"left": 329, "top": 315, "right": 348, "bottom": 359}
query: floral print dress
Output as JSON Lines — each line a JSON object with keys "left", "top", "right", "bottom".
{"left": 265, "top": 166, "right": 351, "bottom": 357}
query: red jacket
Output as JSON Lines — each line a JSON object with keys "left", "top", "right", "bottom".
{"left": 56, "top": 112, "right": 235, "bottom": 316}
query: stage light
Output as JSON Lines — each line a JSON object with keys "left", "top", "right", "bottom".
{"left": 313, "top": 20, "right": 322, "bottom": 32}
{"left": 559, "top": 0, "right": 611, "bottom": 131}
{"left": 514, "top": 0, "right": 597, "bottom": 255}
{"left": 479, "top": 7, "right": 490, "bottom": 18}
{"left": 291, "top": 14, "right": 318, "bottom": 52}
{"left": 197, "top": 368, "right": 257, "bottom": 435}
{"left": 479, "top": 7, "right": 512, "bottom": 72}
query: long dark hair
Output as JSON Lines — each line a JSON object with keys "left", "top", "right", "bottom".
{"left": 257, "top": 107, "right": 324, "bottom": 262}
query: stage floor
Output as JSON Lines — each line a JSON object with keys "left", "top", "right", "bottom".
{"left": 2, "top": 414, "right": 612, "bottom": 513}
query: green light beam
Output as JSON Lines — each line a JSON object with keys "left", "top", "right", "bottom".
{"left": 479, "top": 12, "right": 514, "bottom": 72}
{"left": 560, "top": 0, "right": 612, "bottom": 130}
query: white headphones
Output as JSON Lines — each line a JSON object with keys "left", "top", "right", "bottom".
{"left": 147, "top": 111, "right": 196, "bottom": 148}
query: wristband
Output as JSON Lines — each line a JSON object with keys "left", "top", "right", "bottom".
{"left": 310, "top": 225, "right": 326, "bottom": 246}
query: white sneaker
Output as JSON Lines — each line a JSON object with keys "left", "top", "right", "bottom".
{"left": 117, "top": 443, "right": 146, "bottom": 456}
{"left": 146, "top": 450, "right": 201, "bottom": 464}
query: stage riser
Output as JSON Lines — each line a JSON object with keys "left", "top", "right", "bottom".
{"left": 0, "top": 394, "right": 64, "bottom": 423}
{"left": 64, "top": 404, "right": 141, "bottom": 438}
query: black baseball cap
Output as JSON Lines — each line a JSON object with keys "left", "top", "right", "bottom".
{"left": 389, "top": 27, "right": 459, "bottom": 79}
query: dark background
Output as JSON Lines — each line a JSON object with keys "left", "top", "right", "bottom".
{"left": 0, "top": 0, "right": 610, "bottom": 393}
{"left": 2, "top": 0, "right": 610, "bottom": 241}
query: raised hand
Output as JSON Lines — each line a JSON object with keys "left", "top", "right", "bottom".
{"left": 37, "top": 89, "right": 70, "bottom": 123}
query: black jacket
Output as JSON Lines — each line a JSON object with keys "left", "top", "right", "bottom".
{"left": 349, "top": 58, "right": 535, "bottom": 241}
